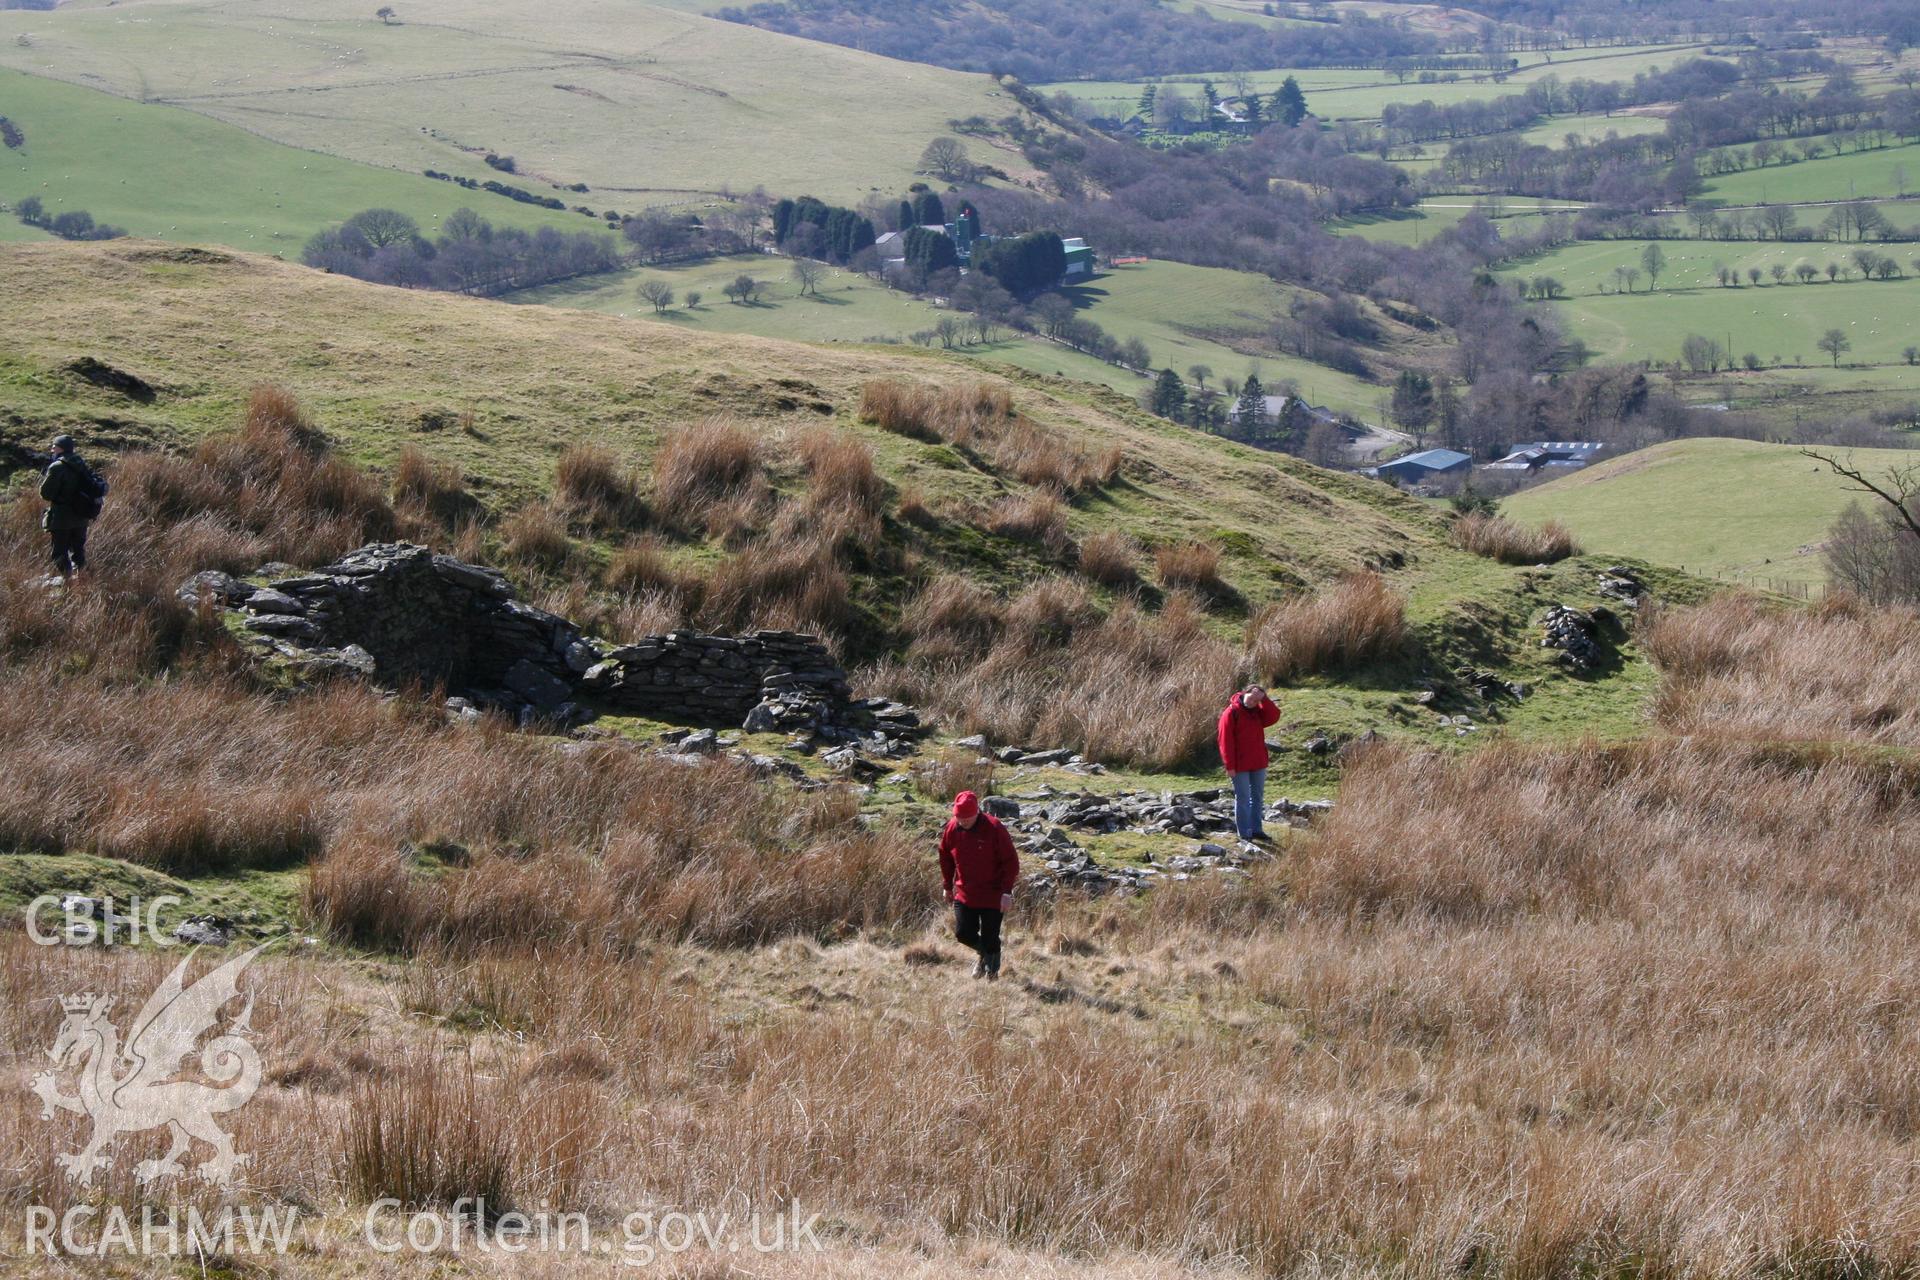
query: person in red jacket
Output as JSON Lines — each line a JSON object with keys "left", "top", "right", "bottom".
{"left": 1217, "top": 685, "right": 1281, "bottom": 842}
{"left": 938, "top": 790, "right": 1020, "bottom": 980}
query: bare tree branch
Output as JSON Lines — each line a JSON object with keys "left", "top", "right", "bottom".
{"left": 1801, "top": 449, "right": 1920, "bottom": 543}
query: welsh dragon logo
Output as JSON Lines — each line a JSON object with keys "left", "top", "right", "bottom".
{"left": 31, "top": 944, "right": 269, "bottom": 1188}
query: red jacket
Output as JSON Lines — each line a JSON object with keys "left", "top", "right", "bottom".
{"left": 939, "top": 814, "right": 1020, "bottom": 908}
{"left": 1217, "top": 693, "right": 1280, "bottom": 774}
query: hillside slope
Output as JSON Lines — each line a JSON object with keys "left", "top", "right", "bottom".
{"left": 0, "top": 67, "right": 590, "bottom": 253}
{"left": 0, "top": 240, "right": 1687, "bottom": 758}
{"left": 0, "top": 0, "right": 1013, "bottom": 202}
{"left": 1505, "top": 437, "right": 1917, "bottom": 588}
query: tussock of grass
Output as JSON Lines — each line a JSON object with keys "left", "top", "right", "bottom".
{"left": 1153, "top": 541, "right": 1225, "bottom": 597}
{"left": 554, "top": 443, "right": 644, "bottom": 529}
{"left": 858, "top": 379, "right": 1011, "bottom": 444}
{"left": 650, "top": 416, "right": 768, "bottom": 536}
{"left": 1076, "top": 529, "right": 1140, "bottom": 589}
{"left": 1246, "top": 572, "right": 1408, "bottom": 683}
{"left": 1451, "top": 512, "right": 1580, "bottom": 565}
{"left": 698, "top": 538, "right": 858, "bottom": 648}
{"left": 392, "top": 446, "right": 471, "bottom": 526}
{"left": 499, "top": 500, "right": 574, "bottom": 569}
{"left": 986, "top": 490, "right": 1073, "bottom": 555}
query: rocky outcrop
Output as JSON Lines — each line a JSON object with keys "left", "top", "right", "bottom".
{"left": 183, "top": 543, "right": 901, "bottom": 738}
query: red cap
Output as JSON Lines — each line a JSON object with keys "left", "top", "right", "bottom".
{"left": 952, "top": 791, "right": 980, "bottom": 820}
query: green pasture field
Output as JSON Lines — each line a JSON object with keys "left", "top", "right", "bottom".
{"left": 1331, "top": 195, "right": 1586, "bottom": 246}
{"left": 1699, "top": 141, "right": 1920, "bottom": 207}
{"left": 1038, "top": 42, "right": 1709, "bottom": 121}
{"left": 0, "top": 67, "right": 587, "bottom": 254}
{"left": 1505, "top": 436, "right": 1920, "bottom": 586}
{"left": 1516, "top": 110, "right": 1670, "bottom": 148}
{"left": 0, "top": 0, "right": 1012, "bottom": 203}
{"left": 1498, "top": 238, "right": 1920, "bottom": 369}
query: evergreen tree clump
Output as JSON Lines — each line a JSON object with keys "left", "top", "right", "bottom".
{"left": 910, "top": 189, "right": 947, "bottom": 228}
{"left": 1273, "top": 76, "right": 1308, "bottom": 127}
{"left": 975, "top": 231, "right": 1067, "bottom": 296}
{"left": 1231, "top": 374, "right": 1268, "bottom": 440}
{"left": 1389, "top": 370, "right": 1435, "bottom": 443}
{"left": 772, "top": 196, "right": 875, "bottom": 263}
{"left": 1150, "top": 367, "right": 1187, "bottom": 420}
{"left": 903, "top": 225, "right": 959, "bottom": 279}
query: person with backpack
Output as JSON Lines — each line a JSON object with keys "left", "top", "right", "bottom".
{"left": 938, "top": 790, "right": 1020, "bottom": 981}
{"left": 1218, "top": 685, "right": 1281, "bottom": 843}
{"left": 39, "top": 434, "right": 106, "bottom": 579}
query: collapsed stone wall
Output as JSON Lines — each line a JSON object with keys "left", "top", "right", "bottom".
{"left": 181, "top": 543, "right": 884, "bottom": 737}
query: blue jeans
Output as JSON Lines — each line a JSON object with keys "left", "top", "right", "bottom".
{"left": 1230, "top": 768, "right": 1266, "bottom": 840}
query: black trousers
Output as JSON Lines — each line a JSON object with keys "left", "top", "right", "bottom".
{"left": 953, "top": 903, "right": 1003, "bottom": 969}
{"left": 49, "top": 525, "right": 87, "bottom": 575}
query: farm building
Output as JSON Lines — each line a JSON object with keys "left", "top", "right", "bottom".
{"left": 1061, "top": 237, "right": 1094, "bottom": 280}
{"left": 1484, "top": 441, "right": 1605, "bottom": 473}
{"left": 1376, "top": 448, "right": 1471, "bottom": 485}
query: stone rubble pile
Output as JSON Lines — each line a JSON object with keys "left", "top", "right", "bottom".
{"left": 979, "top": 783, "right": 1331, "bottom": 896}
{"left": 1540, "top": 603, "right": 1610, "bottom": 674}
{"left": 182, "top": 543, "right": 916, "bottom": 745}
{"left": 1594, "top": 564, "right": 1645, "bottom": 604}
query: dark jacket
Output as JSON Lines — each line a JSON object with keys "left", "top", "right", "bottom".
{"left": 938, "top": 814, "right": 1020, "bottom": 909}
{"left": 1217, "top": 692, "right": 1281, "bottom": 774}
{"left": 40, "top": 454, "right": 94, "bottom": 532}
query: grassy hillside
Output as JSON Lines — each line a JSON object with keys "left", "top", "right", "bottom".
{"left": 511, "top": 256, "right": 1413, "bottom": 418}
{"left": 1504, "top": 436, "right": 1919, "bottom": 586}
{"left": 0, "top": 67, "right": 589, "bottom": 254}
{"left": 9, "top": 245, "right": 1920, "bottom": 1280}
{"left": 0, "top": 0, "right": 1014, "bottom": 203}
{"left": 0, "top": 239, "right": 1676, "bottom": 757}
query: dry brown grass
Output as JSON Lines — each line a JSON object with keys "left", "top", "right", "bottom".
{"left": 858, "top": 378, "right": 1012, "bottom": 444}
{"left": 1450, "top": 512, "right": 1581, "bottom": 564}
{"left": 338, "top": 1046, "right": 606, "bottom": 1211}
{"left": 698, "top": 537, "right": 858, "bottom": 648}
{"left": 499, "top": 500, "right": 575, "bottom": 569}
{"left": 991, "top": 418, "right": 1119, "bottom": 494}
{"left": 795, "top": 425, "right": 887, "bottom": 517}
{"left": 553, "top": 442, "right": 644, "bottom": 528}
{"left": 391, "top": 446, "right": 471, "bottom": 527}
{"left": 1642, "top": 592, "right": 1920, "bottom": 746}
{"left": 601, "top": 536, "right": 702, "bottom": 611}
{"left": 1076, "top": 529, "right": 1140, "bottom": 589}
{"left": 879, "top": 579, "right": 1241, "bottom": 767}
{"left": 1153, "top": 541, "right": 1226, "bottom": 598}
{"left": 860, "top": 378, "right": 1120, "bottom": 498}
{"left": 986, "top": 490, "right": 1073, "bottom": 556}
{"left": 901, "top": 573, "right": 1004, "bottom": 665}
{"left": 650, "top": 416, "right": 768, "bottom": 535}
{"left": 1246, "top": 572, "right": 1408, "bottom": 682}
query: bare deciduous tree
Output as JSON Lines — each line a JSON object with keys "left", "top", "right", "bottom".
{"left": 918, "top": 137, "right": 970, "bottom": 182}
{"left": 1803, "top": 449, "right": 1920, "bottom": 548}
{"left": 790, "top": 258, "right": 824, "bottom": 297}
{"left": 637, "top": 280, "right": 675, "bottom": 314}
